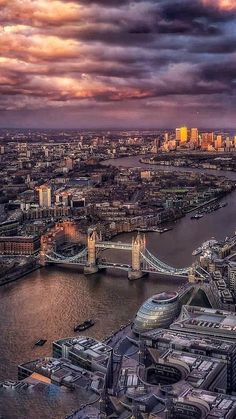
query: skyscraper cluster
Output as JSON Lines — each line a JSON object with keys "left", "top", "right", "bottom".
{"left": 161, "top": 127, "right": 236, "bottom": 152}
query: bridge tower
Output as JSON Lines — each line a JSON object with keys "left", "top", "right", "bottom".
{"left": 39, "top": 244, "right": 47, "bottom": 267}
{"left": 128, "top": 232, "right": 146, "bottom": 280}
{"left": 188, "top": 266, "right": 196, "bottom": 283}
{"left": 39, "top": 235, "right": 54, "bottom": 266}
{"left": 84, "top": 228, "right": 100, "bottom": 275}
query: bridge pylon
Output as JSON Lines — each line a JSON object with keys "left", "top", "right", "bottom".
{"left": 188, "top": 266, "right": 196, "bottom": 283}
{"left": 84, "top": 228, "right": 100, "bottom": 275}
{"left": 128, "top": 232, "right": 146, "bottom": 280}
{"left": 39, "top": 236, "right": 52, "bottom": 266}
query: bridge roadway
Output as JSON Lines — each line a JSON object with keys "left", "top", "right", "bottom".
{"left": 95, "top": 241, "right": 132, "bottom": 251}
{"left": 98, "top": 262, "right": 189, "bottom": 277}
{"left": 46, "top": 256, "right": 189, "bottom": 278}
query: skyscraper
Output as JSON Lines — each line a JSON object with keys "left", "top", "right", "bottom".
{"left": 190, "top": 128, "right": 198, "bottom": 144}
{"left": 38, "top": 185, "right": 52, "bottom": 208}
{"left": 175, "top": 128, "right": 181, "bottom": 142}
{"left": 176, "top": 126, "right": 188, "bottom": 143}
{"left": 201, "top": 132, "right": 214, "bottom": 151}
{"left": 215, "top": 135, "right": 222, "bottom": 150}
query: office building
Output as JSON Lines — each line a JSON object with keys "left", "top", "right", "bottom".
{"left": 176, "top": 126, "right": 188, "bottom": 143}
{"left": 171, "top": 305, "right": 236, "bottom": 340}
{"left": 176, "top": 127, "right": 181, "bottom": 142}
{"left": 53, "top": 336, "right": 113, "bottom": 376}
{"left": 190, "top": 128, "right": 198, "bottom": 144}
{"left": 171, "top": 389, "right": 236, "bottom": 419}
{"left": 38, "top": 185, "right": 51, "bottom": 208}
{"left": 133, "top": 292, "right": 179, "bottom": 334}
{"left": 201, "top": 132, "right": 214, "bottom": 150}
{"left": 141, "top": 328, "right": 236, "bottom": 392}
{"left": 146, "top": 348, "right": 227, "bottom": 392}
{"left": 215, "top": 135, "right": 223, "bottom": 150}
{"left": 0, "top": 236, "right": 40, "bottom": 255}
{"left": 18, "top": 358, "right": 105, "bottom": 394}
{"left": 228, "top": 262, "right": 236, "bottom": 295}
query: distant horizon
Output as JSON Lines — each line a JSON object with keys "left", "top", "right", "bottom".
{"left": 1, "top": 126, "right": 236, "bottom": 132}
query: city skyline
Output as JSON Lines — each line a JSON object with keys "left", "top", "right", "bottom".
{"left": 1, "top": 0, "right": 236, "bottom": 129}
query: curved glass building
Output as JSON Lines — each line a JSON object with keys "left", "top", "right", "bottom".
{"left": 133, "top": 291, "right": 179, "bottom": 334}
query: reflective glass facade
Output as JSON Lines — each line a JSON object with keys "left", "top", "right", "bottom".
{"left": 133, "top": 292, "right": 179, "bottom": 334}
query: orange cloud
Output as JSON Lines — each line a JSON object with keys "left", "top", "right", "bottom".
{"left": 202, "top": 0, "right": 236, "bottom": 10}
{"left": 0, "top": 0, "right": 81, "bottom": 25}
{"left": 0, "top": 28, "right": 80, "bottom": 62}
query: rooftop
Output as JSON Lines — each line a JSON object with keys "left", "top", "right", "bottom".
{"left": 19, "top": 357, "right": 104, "bottom": 393}
{"left": 171, "top": 305, "right": 236, "bottom": 338}
{"left": 0, "top": 377, "right": 96, "bottom": 419}
{"left": 54, "top": 336, "right": 112, "bottom": 367}
{"left": 141, "top": 329, "right": 234, "bottom": 353}
{"left": 152, "top": 291, "right": 178, "bottom": 303}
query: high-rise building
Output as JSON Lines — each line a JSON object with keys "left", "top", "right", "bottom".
{"left": 208, "top": 132, "right": 214, "bottom": 144}
{"left": 176, "top": 126, "right": 188, "bottom": 143}
{"left": 38, "top": 185, "right": 51, "bottom": 208}
{"left": 175, "top": 128, "right": 181, "bottom": 142}
{"left": 215, "top": 135, "right": 222, "bottom": 150}
{"left": 225, "top": 137, "right": 231, "bottom": 151}
{"left": 201, "top": 132, "right": 214, "bottom": 150}
{"left": 190, "top": 128, "right": 198, "bottom": 144}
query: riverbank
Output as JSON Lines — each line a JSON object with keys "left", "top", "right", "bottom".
{"left": 101, "top": 155, "right": 236, "bottom": 181}
{"left": 140, "top": 156, "right": 236, "bottom": 173}
{"left": 0, "top": 264, "right": 40, "bottom": 287}
{"left": 185, "top": 194, "right": 228, "bottom": 214}
{"left": 101, "top": 156, "right": 235, "bottom": 229}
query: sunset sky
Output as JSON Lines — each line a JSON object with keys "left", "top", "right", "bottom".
{"left": 0, "top": 0, "right": 236, "bottom": 128}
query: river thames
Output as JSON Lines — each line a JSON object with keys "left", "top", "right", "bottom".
{"left": 1, "top": 156, "right": 236, "bottom": 380}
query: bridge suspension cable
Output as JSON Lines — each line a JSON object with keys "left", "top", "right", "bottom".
{"left": 140, "top": 249, "right": 190, "bottom": 275}
{"left": 46, "top": 247, "right": 87, "bottom": 263}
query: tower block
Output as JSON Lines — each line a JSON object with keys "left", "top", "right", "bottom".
{"left": 128, "top": 233, "right": 146, "bottom": 280}
{"left": 84, "top": 229, "right": 100, "bottom": 275}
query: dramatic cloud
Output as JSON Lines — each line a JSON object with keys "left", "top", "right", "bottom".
{"left": 0, "top": 0, "right": 236, "bottom": 128}
{"left": 203, "top": 0, "right": 236, "bottom": 11}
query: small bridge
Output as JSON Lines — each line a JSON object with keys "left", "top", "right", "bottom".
{"left": 41, "top": 228, "right": 204, "bottom": 281}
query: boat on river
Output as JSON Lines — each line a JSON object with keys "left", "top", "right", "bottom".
{"left": 35, "top": 339, "right": 47, "bottom": 346}
{"left": 74, "top": 319, "right": 95, "bottom": 332}
{"left": 191, "top": 214, "right": 203, "bottom": 220}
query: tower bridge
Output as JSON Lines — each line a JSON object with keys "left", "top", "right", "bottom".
{"left": 41, "top": 227, "right": 200, "bottom": 281}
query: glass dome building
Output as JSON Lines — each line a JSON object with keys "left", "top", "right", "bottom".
{"left": 133, "top": 291, "right": 179, "bottom": 334}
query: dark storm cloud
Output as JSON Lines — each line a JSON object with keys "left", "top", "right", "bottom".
{"left": 0, "top": 0, "right": 236, "bottom": 127}
{"left": 161, "top": 0, "right": 236, "bottom": 22}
